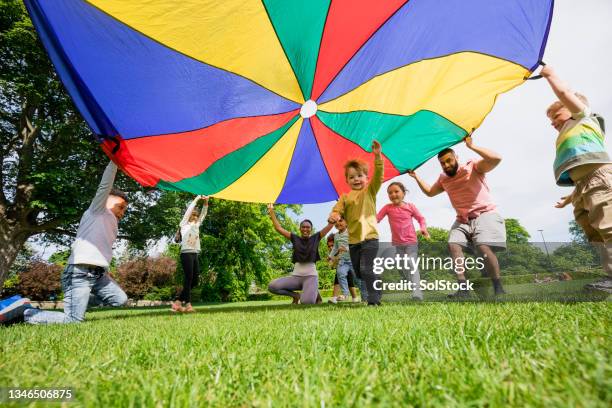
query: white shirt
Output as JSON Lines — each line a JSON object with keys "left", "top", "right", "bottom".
{"left": 179, "top": 198, "right": 207, "bottom": 253}
{"left": 68, "top": 162, "right": 118, "bottom": 268}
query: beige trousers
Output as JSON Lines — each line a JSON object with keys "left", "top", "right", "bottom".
{"left": 572, "top": 165, "right": 612, "bottom": 276}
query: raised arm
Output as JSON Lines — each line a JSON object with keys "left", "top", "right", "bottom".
{"left": 318, "top": 221, "right": 335, "bottom": 239}
{"left": 407, "top": 171, "right": 444, "bottom": 197}
{"left": 90, "top": 161, "right": 117, "bottom": 213}
{"left": 368, "top": 140, "right": 384, "bottom": 196}
{"left": 197, "top": 196, "right": 209, "bottom": 224}
{"left": 541, "top": 65, "right": 586, "bottom": 114}
{"left": 180, "top": 196, "right": 200, "bottom": 226}
{"left": 465, "top": 137, "right": 502, "bottom": 173}
{"left": 267, "top": 204, "right": 291, "bottom": 239}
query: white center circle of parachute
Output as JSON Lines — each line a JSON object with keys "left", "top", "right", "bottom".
{"left": 300, "top": 100, "right": 318, "bottom": 118}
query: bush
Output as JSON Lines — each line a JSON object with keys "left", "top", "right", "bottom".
{"left": 143, "top": 286, "right": 178, "bottom": 301}
{"left": 18, "top": 261, "right": 62, "bottom": 300}
{"left": 115, "top": 256, "right": 176, "bottom": 299}
{"left": 1, "top": 274, "right": 20, "bottom": 297}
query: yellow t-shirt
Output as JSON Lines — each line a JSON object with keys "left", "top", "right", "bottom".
{"left": 332, "top": 158, "right": 384, "bottom": 244}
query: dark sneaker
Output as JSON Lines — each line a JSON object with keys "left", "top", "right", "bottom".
{"left": 494, "top": 287, "right": 507, "bottom": 296}
{"left": 447, "top": 290, "right": 470, "bottom": 299}
{"left": 0, "top": 296, "right": 32, "bottom": 325}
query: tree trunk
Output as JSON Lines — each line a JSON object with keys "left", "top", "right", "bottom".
{"left": 0, "top": 218, "right": 30, "bottom": 290}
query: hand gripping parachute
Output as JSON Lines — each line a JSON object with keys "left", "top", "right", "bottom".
{"left": 25, "top": 0, "right": 553, "bottom": 203}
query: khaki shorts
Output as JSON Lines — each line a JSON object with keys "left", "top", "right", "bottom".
{"left": 449, "top": 211, "right": 506, "bottom": 251}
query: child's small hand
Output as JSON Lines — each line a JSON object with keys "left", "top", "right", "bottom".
{"left": 372, "top": 140, "right": 382, "bottom": 155}
{"left": 328, "top": 211, "right": 340, "bottom": 223}
{"left": 554, "top": 195, "right": 570, "bottom": 208}
{"left": 267, "top": 203, "right": 274, "bottom": 212}
{"left": 407, "top": 170, "right": 417, "bottom": 178}
{"left": 540, "top": 65, "right": 554, "bottom": 78}
{"left": 420, "top": 229, "right": 431, "bottom": 240}
{"left": 201, "top": 195, "right": 209, "bottom": 204}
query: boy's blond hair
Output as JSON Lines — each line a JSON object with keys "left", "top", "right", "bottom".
{"left": 546, "top": 93, "right": 589, "bottom": 117}
{"left": 344, "top": 159, "right": 369, "bottom": 179}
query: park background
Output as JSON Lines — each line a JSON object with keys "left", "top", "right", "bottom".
{"left": 2, "top": 0, "right": 611, "bottom": 303}
{"left": 1, "top": 1, "right": 610, "bottom": 407}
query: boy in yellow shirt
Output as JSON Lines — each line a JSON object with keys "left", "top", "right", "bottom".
{"left": 329, "top": 141, "right": 384, "bottom": 305}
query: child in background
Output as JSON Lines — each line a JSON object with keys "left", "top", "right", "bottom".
{"left": 326, "top": 234, "right": 335, "bottom": 255}
{"left": 328, "top": 217, "right": 362, "bottom": 303}
{"left": 329, "top": 140, "right": 384, "bottom": 306}
{"left": 542, "top": 65, "right": 612, "bottom": 292}
{"left": 171, "top": 195, "right": 209, "bottom": 313}
{"left": 377, "top": 182, "right": 430, "bottom": 300}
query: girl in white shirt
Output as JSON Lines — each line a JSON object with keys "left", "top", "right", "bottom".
{"left": 171, "top": 195, "right": 208, "bottom": 312}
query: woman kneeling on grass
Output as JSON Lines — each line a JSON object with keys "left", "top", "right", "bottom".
{"left": 267, "top": 204, "right": 335, "bottom": 304}
{"left": 171, "top": 195, "right": 208, "bottom": 313}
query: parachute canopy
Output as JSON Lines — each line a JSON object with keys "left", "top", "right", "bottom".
{"left": 26, "top": 0, "right": 553, "bottom": 203}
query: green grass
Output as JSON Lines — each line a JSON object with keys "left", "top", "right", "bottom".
{"left": 1, "top": 293, "right": 610, "bottom": 407}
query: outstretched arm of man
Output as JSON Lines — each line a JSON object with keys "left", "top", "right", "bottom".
{"left": 465, "top": 136, "right": 502, "bottom": 173}
{"left": 407, "top": 170, "right": 444, "bottom": 197}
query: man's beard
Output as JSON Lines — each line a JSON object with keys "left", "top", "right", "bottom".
{"left": 443, "top": 162, "right": 459, "bottom": 177}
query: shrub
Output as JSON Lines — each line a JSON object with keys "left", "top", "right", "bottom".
{"left": 18, "top": 261, "right": 62, "bottom": 300}
{"left": 143, "top": 286, "right": 178, "bottom": 301}
{"left": 115, "top": 256, "right": 176, "bottom": 299}
{"left": 1, "top": 274, "right": 20, "bottom": 297}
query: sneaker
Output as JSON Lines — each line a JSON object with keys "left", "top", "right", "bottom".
{"left": 352, "top": 297, "right": 360, "bottom": 303}
{"left": 494, "top": 287, "right": 507, "bottom": 296}
{"left": 328, "top": 297, "right": 338, "bottom": 304}
{"left": 337, "top": 295, "right": 346, "bottom": 302}
{"left": 585, "top": 277, "right": 612, "bottom": 293}
{"left": 0, "top": 296, "right": 32, "bottom": 325}
{"left": 447, "top": 290, "right": 470, "bottom": 299}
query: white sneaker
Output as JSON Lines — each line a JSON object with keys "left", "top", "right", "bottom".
{"left": 352, "top": 297, "right": 360, "bottom": 303}
{"left": 327, "top": 297, "right": 338, "bottom": 304}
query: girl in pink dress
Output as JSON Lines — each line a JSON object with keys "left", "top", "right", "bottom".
{"left": 377, "top": 182, "right": 430, "bottom": 300}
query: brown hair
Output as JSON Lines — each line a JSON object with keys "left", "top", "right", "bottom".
{"left": 387, "top": 181, "right": 407, "bottom": 194}
{"left": 546, "top": 93, "right": 589, "bottom": 117}
{"left": 344, "top": 159, "right": 369, "bottom": 179}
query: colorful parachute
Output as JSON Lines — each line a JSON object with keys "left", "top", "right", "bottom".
{"left": 26, "top": 0, "right": 553, "bottom": 204}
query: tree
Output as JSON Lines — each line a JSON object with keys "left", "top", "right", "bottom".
{"left": 0, "top": 2, "right": 186, "bottom": 286}
{"left": 569, "top": 220, "right": 588, "bottom": 244}
{"left": 196, "top": 200, "right": 300, "bottom": 302}
{"left": 505, "top": 218, "right": 530, "bottom": 244}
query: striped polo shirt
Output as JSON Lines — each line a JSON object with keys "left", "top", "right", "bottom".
{"left": 554, "top": 107, "right": 610, "bottom": 186}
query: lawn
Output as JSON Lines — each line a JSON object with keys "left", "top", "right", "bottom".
{"left": 1, "top": 291, "right": 610, "bottom": 407}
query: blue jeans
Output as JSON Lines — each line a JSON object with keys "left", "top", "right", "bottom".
{"left": 24, "top": 264, "right": 127, "bottom": 324}
{"left": 396, "top": 244, "right": 423, "bottom": 300}
{"left": 336, "top": 259, "right": 351, "bottom": 296}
